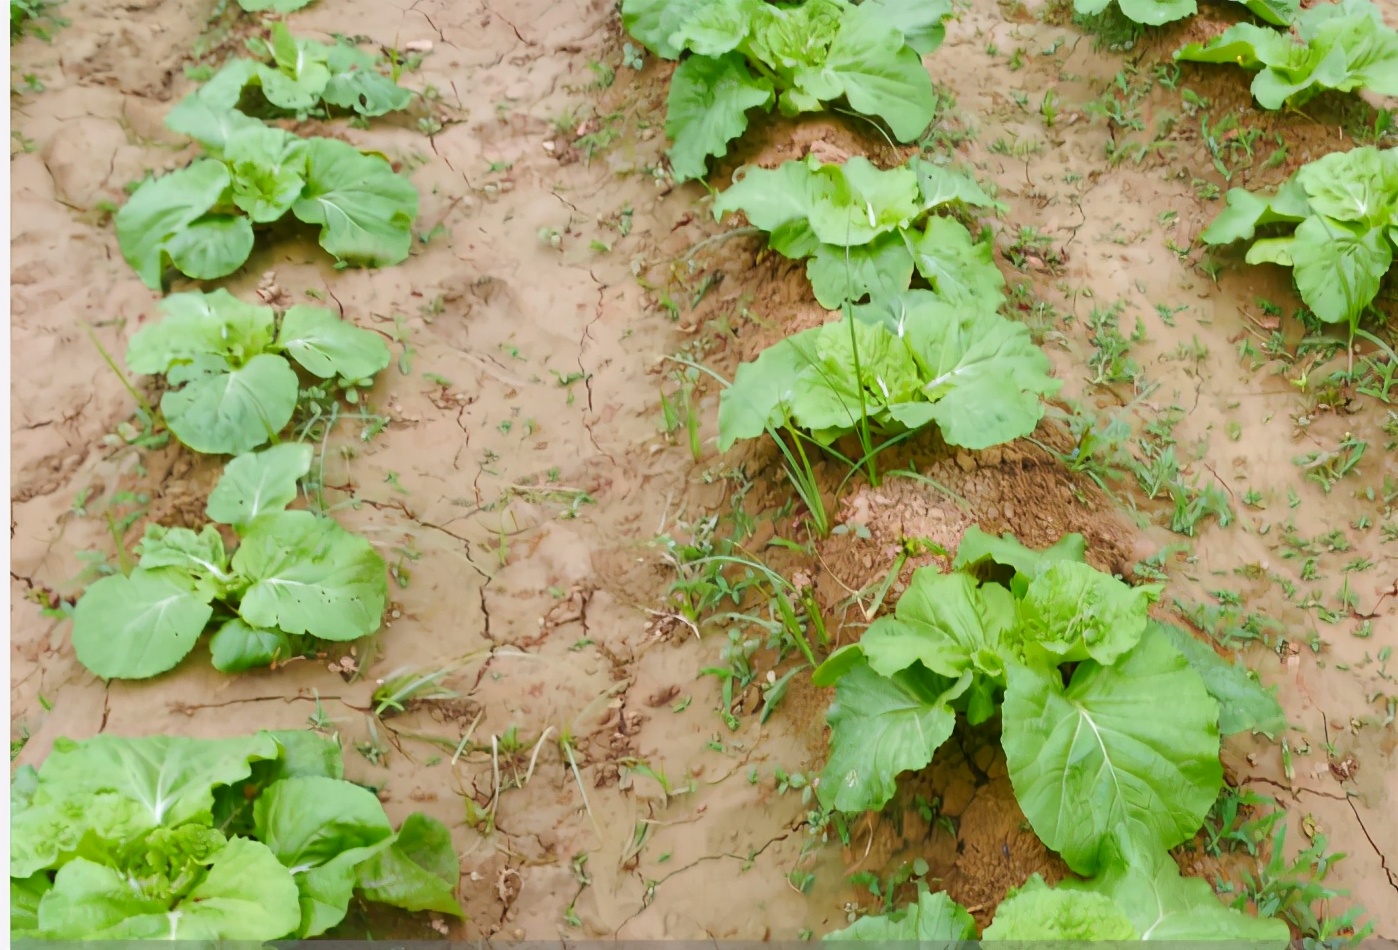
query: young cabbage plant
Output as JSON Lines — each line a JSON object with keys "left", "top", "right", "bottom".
{"left": 177, "top": 22, "right": 412, "bottom": 121}
{"left": 811, "top": 529, "right": 1285, "bottom": 874}
{"left": 712, "top": 154, "right": 1006, "bottom": 310}
{"left": 718, "top": 291, "right": 1060, "bottom": 464}
{"left": 69, "top": 443, "right": 389, "bottom": 679}
{"left": 1175, "top": 0, "right": 1398, "bottom": 110}
{"left": 10, "top": 731, "right": 463, "bottom": 939}
{"left": 1200, "top": 145, "right": 1398, "bottom": 338}
{"left": 117, "top": 107, "right": 417, "bottom": 288}
{"left": 620, "top": 0, "right": 951, "bottom": 180}
{"left": 125, "top": 289, "right": 390, "bottom": 455}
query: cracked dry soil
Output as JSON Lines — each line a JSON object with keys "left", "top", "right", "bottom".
{"left": 10, "top": 0, "right": 1398, "bottom": 939}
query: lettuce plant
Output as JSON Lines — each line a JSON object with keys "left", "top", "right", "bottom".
{"left": 126, "top": 289, "right": 390, "bottom": 455}
{"left": 718, "top": 292, "right": 1059, "bottom": 455}
{"left": 811, "top": 529, "right": 1286, "bottom": 870}
{"left": 178, "top": 23, "right": 412, "bottom": 121}
{"left": 713, "top": 154, "right": 1006, "bottom": 310}
{"left": 70, "top": 443, "right": 388, "bottom": 679}
{"left": 1175, "top": 0, "right": 1398, "bottom": 109}
{"left": 1072, "top": 0, "right": 1296, "bottom": 28}
{"left": 10, "top": 731, "right": 463, "bottom": 939}
{"left": 620, "top": 0, "right": 950, "bottom": 181}
{"left": 1200, "top": 145, "right": 1398, "bottom": 335}
{"left": 116, "top": 105, "right": 417, "bottom": 288}
{"left": 826, "top": 840, "right": 1288, "bottom": 941}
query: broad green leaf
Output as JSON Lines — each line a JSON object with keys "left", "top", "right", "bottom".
{"left": 859, "top": 570, "right": 1016, "bottom": 684}
{"left": 136, "top": 525, "right": 231, "bottom": 587}
{"left": 712, "top": 157, "right": 837, "bottom": 258}
{"left": 620, "top": 0, "right": 708, "bottom": 59}
{"left": 127, "top": 289, "right": 276, "bottom": 374}
{"left": 254, "top": 776, "right": 393, "bottom": 868}
{"left": 355, "top": 813, "right": 464, "bottom": 915}
{"left": 12, "top": 874, "right": 51, "bottom": 935}
{"left": 1232, "top": 0, "right": 1298, "bottom": 26}
{"left": 1017, "top": 560, "right": 1152, "bottom": 665}
{"left": 71, "top": 569, "right": 213, "bottom": 680}
{"left": 322, "top": 44, "right": 412, "bottom": 116}
{"left": 115, "top": 160, "right": 231, "bottom": 289}
{"left": 161, "top": 353, "right": 300, "bottom": 455}
{"left": 1290, "top": 214, "right": 1391, "bottom": 325}
{"left": 265, "top": 730, "right": 344, "bottom": 780}
{"left": 805, "top": 157, "right": 921, "bottom": 246}
{"left": 1114, "top": 0, "right": 1195, "bottom": 27}
{"left": 275, "top": 304, "right": 392, "bottom": 379}
{"left": 164, "top": 214, "right": 256, "bottom": 282}
{"left": 295, "top": 138, "right": 418, "bottom": 267}
{"left": 1200, "top": 185, "right": 1308, "bottom": 245}
{"left": 855, "top": 0, "right": 954, "bottom": 55}
{"left": 11, "top": 792, "right": 154, "bottom": 878}
{"left": 233, "top": 510, "right": 388, "bottom": 641}
{"left": 816, "top": 6, "right": 934, "bottom": 141}
{"left": 1294, "top": 146, "right": 1398, "bottom": 225}
{"left": 909, "top": 157, "right": 1004, "bottom": 212}
{"left": 35, "top": 857, "right": 167, "bottom": 938}
{"left": 667, "top": 0, "right": 761, "bottom": 56}
{"left": 1153, "top": 620, "right": 1287, "bottom": 737}
{"left": 165, "top": 71, "right": 263, "bottom": 152}
{"left": 807, "top": 233, "right": 915, "bottom": 308}
{"left": 206, "top": 443, "right": 314, "bottom": 527}
{"left": 254, "top": 776, "right": 395, "bottom": 935}
{"left": 907, "top": 216, "right": 1006, "bottom": 311}
{"left": 716, "top": 333, "right": 813, "bottom": 450}
{"left": 824, "top": 889, "right": 974, "bottom": 940}
{"left": 1063, "top": 827, "right": 1291, "bottom": 942}
{"left": 951, "top": 526, "right": 1087, "bottom": 585}
{"left": 256, "top": 23, "right": 332, "bottom": 112}
{"left": 39, "top": 837, "right": 302, "bottom": 940}
{"left": 1003, "top": 626, "right": 1223, "bottom": 875}
{"left": 1244, "top": 235, "right": 1297, "bottom": 267}
{"left": 26, "top": 733, "right": 280, "bottom": 827}
{"left": 909, "top": 307, "right": 1060, "bottom": 450}
{"left": 665, "top": 53, "right": 774, "bottom": 182}
{"left": 209, "top": 618, "right": 300, "bottom": 673}
{"left": 983, "top": 874, "right": 1138, "bottom": 940}
{"left": 224, "top": 123, "right": 309, "bottom": 223}
{"left": 1175, "top": 23, "right": 1292, "bottom": 70}
{"left": 817, "top": 658, "right": 967, "bottom": 813}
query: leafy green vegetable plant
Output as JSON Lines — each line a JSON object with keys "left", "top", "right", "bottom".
{"left": 182, "top": 23, "right": 412, "bottom": 121}
{"left": 1072, "top": 0, "right": 1297, "bottom": 29}
{"left": 70, "top": 443, "right": 388, "bottom": 679}
{"left": 1175, "top": 0, "right": 1398, "bottom": 109}
{"left": 712, "top": 154, "right": 1006, "bottom": 309}
{"left": 815, "top": 530, "right": 1290, "bottom": 943}
{"left": 125, "top": 289, "right": 390, "bottom": 455}
{"left": 620, "top": 0, "right": 951, "bottom": 180}
{"left": 116, "top": 104, "right": 417, "bottom": 288}
{"left": 811, "top": 528, "right": 1285, "bottom": 865}
{"left": 718, "top": 291, "right": 1060, "bottom": 455}
{"left": 1200, "top": 145, "right": 1398, "bottom": 336}
{"left": 10, "top": 731, "right": 463, "bottom": 939}
{"left": 825, "top": 840, "right": 1288, "bottom": 941}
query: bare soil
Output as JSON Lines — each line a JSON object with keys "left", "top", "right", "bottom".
{"left": 10, "top": 0, "right": 1398, "bottom": 939}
